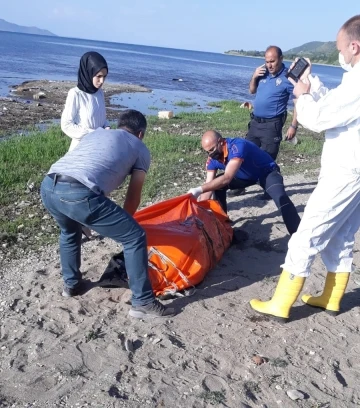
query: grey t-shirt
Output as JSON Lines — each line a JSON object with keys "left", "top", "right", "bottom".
{"left": 48, "top": 128, "right": 150, "bottom": 195}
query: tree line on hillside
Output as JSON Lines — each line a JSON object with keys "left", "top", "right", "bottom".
{"left": 225, "top": 49, "right": 339, "bottom": 66}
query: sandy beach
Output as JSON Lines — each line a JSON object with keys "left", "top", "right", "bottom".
{"left": 1, "top": 170, "right": 359, "bottom": 408}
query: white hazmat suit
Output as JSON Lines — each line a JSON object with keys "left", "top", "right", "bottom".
{"left": 282, "top": 63, "right": 360, "bottom": 277}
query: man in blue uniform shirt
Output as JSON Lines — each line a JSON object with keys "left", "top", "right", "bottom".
{"left": 247, "top": 45, "right": 298, "bottom": 160}
{"left": 187, "top": 130, "right": 300, "bottom": 235}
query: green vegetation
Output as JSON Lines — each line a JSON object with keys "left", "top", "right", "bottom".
{"left": 269, "top": 357, "right": 289, "bottom": 368}
{"left": 225, "top": 40, "right": 339, "bottom": 65}
{"left": 0, "top": 126, "right": 68, "bottom": 205}
{"left": 199, "top": 389, "right": 226, "bottom": 405}
{"left": 85, "top": 328, "right": 103, "bottom": 342}
{"left": 173, "top": 100, "right": 196, "bottom": 107}
{"left": 0, "top": 100, "right": 324, "bottom": 255}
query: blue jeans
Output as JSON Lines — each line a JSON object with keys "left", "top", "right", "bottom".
{"left": 40, "top": 175, "right": 154, "bottom": 306}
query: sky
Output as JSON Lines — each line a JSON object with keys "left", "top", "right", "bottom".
{"left": 2, "top": 1, "right": 360, "bottom": 53}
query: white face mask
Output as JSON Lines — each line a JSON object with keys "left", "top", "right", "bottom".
{"left": 339, "top": 52, "right": 352, "bottom": 72}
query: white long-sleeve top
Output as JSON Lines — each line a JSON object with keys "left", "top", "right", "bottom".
{"left": 61, "top": 87, "right": 109, "bottom": 151}
{"left": 295, "top": 63, "right": 360, "bottom": 173}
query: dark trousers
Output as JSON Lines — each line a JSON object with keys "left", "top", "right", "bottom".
{"left": 214, "top": 168, "right": 300, "bottom": 235}
{"left": 246, "top": 114, "right": 286, "bottom": 160}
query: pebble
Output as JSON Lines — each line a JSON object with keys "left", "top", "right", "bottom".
{"left": 202, "top": 375, "right": 226, "bottom": 392}
{"left": 252, "top": 355, "right": 266, "bottom": 365}
{"left": 152, "top": 338, "right": 161, "bottom": 345}
{"left": 286, "top": 389, "right": 305, "bottom": 401}
{"left": 124, "top": 339, "right": 134, "bottom": 353}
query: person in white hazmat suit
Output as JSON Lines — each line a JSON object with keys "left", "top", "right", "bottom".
{"left": 250, "top": 14, "right": 360, "bottom": 322}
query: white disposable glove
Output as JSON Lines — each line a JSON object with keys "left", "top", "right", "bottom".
{"left": 187, "top": 186, "right": 203, "bottom": 199}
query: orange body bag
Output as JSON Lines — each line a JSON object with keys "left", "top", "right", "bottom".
{"left": 134, "top": 194, "right": 233, "bottom": 296}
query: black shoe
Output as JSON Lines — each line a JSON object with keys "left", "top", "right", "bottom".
{"left": 227, "top": 188, "right": 246, "bottom": 197}
{"left": 98, "top": 253, "right": 129, "bottom": 288}
{"left": 62, "top": 283, "right": 81, "bottom": 298}
{"left": 257, "top": 192, "right": 271, "bottom": 201}
{"left": 129, "top": 299, "right": 176, "bottom": 319}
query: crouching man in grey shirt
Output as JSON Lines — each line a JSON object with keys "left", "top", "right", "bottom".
{"left": 40, "top": 109, "right": 175, "bottom": 319}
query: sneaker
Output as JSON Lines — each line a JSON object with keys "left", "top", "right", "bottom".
{"left": 129, "top": 299, "right": 176, "bottom": 319}
{"left": 62, "top": 284, "right": 81, "bottom": 298}
{"left": 227, "top": 188, "right": 246, "bottom": 197}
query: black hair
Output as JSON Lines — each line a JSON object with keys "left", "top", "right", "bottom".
{"left": 117, "top": 109, "right": 147, "bottom": 135}
{"left": 265, "top": 46, "right": 283, "bottom": 58}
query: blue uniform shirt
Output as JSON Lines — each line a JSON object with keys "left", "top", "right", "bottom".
{"left": 206, "top": 138, "right": 277, "bottom": 181}
{"left": 253, "top": 64, "right": 293, "bottom": 118}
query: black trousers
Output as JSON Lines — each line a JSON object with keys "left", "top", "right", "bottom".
{"left": 214, "top": 168, "right": 300, "bottom": 235}
{"left": 246, "top": 114, "right": 286, "bottom": 160}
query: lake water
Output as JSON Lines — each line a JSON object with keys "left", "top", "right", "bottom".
{"left": 0, "top": 31, "right": 344, "bottom": 115}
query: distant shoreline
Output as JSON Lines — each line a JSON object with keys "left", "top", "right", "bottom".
{"left": 224, "top": 52, "right": 339, "bottom": 68}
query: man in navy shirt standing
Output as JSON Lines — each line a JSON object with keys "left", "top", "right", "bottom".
{"left": 247, "top": 45, "right": 298, "bottom": 161}
{"left": 187, "top": 130, "right": 300, "bottom": 235}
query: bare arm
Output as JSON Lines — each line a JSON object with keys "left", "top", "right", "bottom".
{"left": 201, "top": 159, "right": 242, "bottom": 193}
{"left": 123, "top": 170, "right": 146, "bottom": 216}
{"left": 249, "top": 64, "right": 266, "bottom": 94}
{"left": 198, "top": 170, "right": 216, "bottom": 201}
{"left": 285, "top": 105, "right": 298, "bottom": 140}
{"left": 249, "top": 76, "right": 260, "bottom": 94}
{"left": 291, "top": 105, "right": 298, "bottom": 127}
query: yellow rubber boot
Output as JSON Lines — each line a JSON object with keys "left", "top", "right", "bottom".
{"left": 250, "top": 270, "right": 305, "bottom": 322}
{"left": 301, "top": 272, "right": 350, "bottom": 316}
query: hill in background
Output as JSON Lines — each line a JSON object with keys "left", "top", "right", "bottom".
{"left": 285, "top": 41, "right": 338, "bottom": 65}
{"left": 0, "top": 18, "right": 56, "bottom": 36}
{"left": 225, "top": 41, "right": 339, "bottom": 65}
